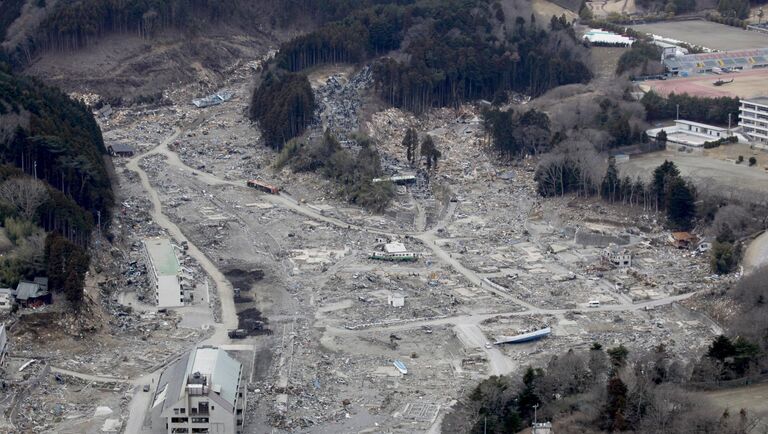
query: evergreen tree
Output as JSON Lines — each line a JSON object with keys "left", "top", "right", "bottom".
{"left": 420, "top": 135, "right": 441, "bottom": 171}
{"left": 666, "top": 176, "right": 696, "bottom": 230}
{"left": 402, "top": 128, "right": 418, "bottom": 166}
{"left": 603, "top": 375, "right": 628, "bottom": 431}
{"left": 601, "top": 159, "right": 620, "bottom": 202}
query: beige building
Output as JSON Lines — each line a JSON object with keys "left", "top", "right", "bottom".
{"left": 151, "top": 346, "right": 246, "bottom": 433}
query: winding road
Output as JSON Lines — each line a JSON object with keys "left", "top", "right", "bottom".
{"left": 110, "top": 117, "right": 722, "bottom": 430}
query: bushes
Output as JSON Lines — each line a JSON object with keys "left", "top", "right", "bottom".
{"left": 703, "top": 135, "right": 738, "bottom": 149}
{"left": 706, "top": 12, "right": 748, "bottom": 28}
{"left": 276, "top": 131, "right": 394, "bottom": 212}
{"left": 641, "top": 91, "right": 741, "bottom": 125}
{"left": 616, "top": 42, "right": 662, "bottom": 75}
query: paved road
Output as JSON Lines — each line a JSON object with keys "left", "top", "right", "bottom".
{"left": 455, "top": 324, "right": 515, "bottom": 376}
{"left": 115, "top": 116, "right": 730, "bottom": 431}
{"left": 327, "top": 291, "right": 700, "bottom": 335}
{"left": 123, "top": 126, "right": 240, "bottom": 433}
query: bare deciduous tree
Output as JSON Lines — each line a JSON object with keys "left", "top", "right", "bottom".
{"left": 0, "top": 178, "right": 49, "bottom": 221}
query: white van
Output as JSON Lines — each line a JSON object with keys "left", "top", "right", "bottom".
{"left": 588, "top": 300, "right": 600, "bottom": 308}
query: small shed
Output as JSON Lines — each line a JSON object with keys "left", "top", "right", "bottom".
{"left": 107, "top": 143, "right": 136, "bottom": 157}
{"left": 15, "top": 280, "right": 51, "bottom": 307}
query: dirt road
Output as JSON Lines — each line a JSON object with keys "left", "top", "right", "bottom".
{"left": 743, "top": 230, "right": 768, "bottom": 275}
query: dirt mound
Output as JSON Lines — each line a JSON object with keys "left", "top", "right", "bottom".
{"left": 224, "top": 267, "right": 265, "bottom": 290}
{"left": 237, "top": 307, "right": 272, "bottom": 336}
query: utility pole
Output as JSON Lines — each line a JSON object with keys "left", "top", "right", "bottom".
{"left": 533, "top": 403, "right": 539, "bottom": 426}
{"left": 676, "top": 104, "right": 679, "bottom": 121}
{"left": 728, "top": 113, "right": 732, "bottom": 132}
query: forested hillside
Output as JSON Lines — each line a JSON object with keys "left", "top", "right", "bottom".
{"left": 275, "top": 0, "right": 592, "bottom": 111}
{"left": 0, "top": 65, "right": 111, "bottom": 243}
{"left": 0, "top": 65, "right": 108, "bottom": 304}
{"left": 252, "top": 0, "right": 592, "bottom": 147}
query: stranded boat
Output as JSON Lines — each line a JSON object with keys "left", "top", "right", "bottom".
{"left": 494, "top": 326, "right": 551, "bottom": 345}
{"left": 393, "top": 360, "right": 408, "bottom": 374}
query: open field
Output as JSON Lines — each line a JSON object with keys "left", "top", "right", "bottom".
{"left": 587, "top": 0, "right": 637, "bottom": 18}
{"left": 532, "top": 0, "right": 578, "bottom": 21}
{"left": 703, "top": 382, "right": 768, "bottom": 430}
{"left": 631, "top": 20, "right": 768, "bottom": 50}
{"left": 619, "top": 146, "right": 768, "bottom": 201}
{"left": 641, "top": 69, "right": 768, "bottom": 98}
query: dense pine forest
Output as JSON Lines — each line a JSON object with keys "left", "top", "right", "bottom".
{"left": 250, "top": 71, "right": 316, "bottom": 149}
{"left": 0, "top": 64, "right": 110, "bottom": 303}
{"left": 0, "top": 66, "right": 112, "bottom": 243}
{"left": 252, "top": 0, "right": 592, "bottom": 148}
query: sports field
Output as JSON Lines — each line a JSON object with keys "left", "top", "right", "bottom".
{"left": 631, "top": 20, "right": 768, "bottom": 51}
{"left": 640, "top": 68, "right": 768, "bottom": 98}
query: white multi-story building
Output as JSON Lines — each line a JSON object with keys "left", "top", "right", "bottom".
{"left": 151, "top": 346, "right": 246, "bottom": 434}
{"left": 143, "top": 238, "right": 184, "bottom": 308}
{"left": 740, "top": 97, "right": 768, "bottom": 147}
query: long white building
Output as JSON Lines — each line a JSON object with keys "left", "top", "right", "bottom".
{"left": 740, "top": 97, "right": 768, "bottom": 148}
{"left": 151, "top": 346, "right": 246, "bottom": 434}
{"left": 143, "top": 238, "right": 184, "bottom": 308}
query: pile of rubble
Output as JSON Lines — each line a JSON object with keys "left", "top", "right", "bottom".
{"left": 313, "top": 66, "right": 374, "bottom": 141}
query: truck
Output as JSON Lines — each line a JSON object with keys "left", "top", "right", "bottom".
{"left": 247, "top": 179, "right": 279, "bottom": 195}
{"left": 228, "top": 329, "right": 248, "bottom": 339}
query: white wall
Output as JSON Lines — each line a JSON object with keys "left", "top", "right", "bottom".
{"left": 156, "top": 275, "right": 183, "bottom": 308}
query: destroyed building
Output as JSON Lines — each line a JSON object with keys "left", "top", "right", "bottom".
{"left": 150, "top": 346, "right": 246, "bottom": 434}
{"left": 143, "top": 238, "right": 184, "bottom": 308}
{"left": 602, "top": 245, "right": 632, "bottom": 267}
{"left": 669, "top": 232, "right": 698, "bottom": 250}
{"left": 0, "top": 288, "right": 13, "bottom": 312}
{"left": 107, "top": 143, "right": 136, "bottom": 157}
{"left": 192, "top": 90, "right": 234, "bottom": 108}
{"left": 370, "top": 241, "right": 419, "bottom": 261}
{"left": 14, "top": 279, "right": 51, "bottom": 308}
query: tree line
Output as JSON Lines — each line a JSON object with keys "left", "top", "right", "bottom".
{"left": 641, "top": 91, "right": 741, "bottom": 126}
{"left": 266, "top": 0, "right": 592, "bottom": 115}
{"left": 443, "top": 341, "right": 758, "bottom": 434}
{"left": 249, "top": 71, "right": 316, "bottom": 150}
{"left": 536, "top": 156, "right": 696, "bottom": 230}
{"left": 37, "top": 0, "right": 242, "bottom": 51}
{"left": 0, "top": 66, "right": 111, "bottom": 308}
{"left": 1, "top": 68, "right": 112, "bottom": 241}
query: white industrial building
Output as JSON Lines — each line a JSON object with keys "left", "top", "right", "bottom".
{"left": 143, "top": 238, "right": 184, "bottom": 308}
{"left": 151, "top": 346, "right": 246, "bottom": 434}
{"left": 583, "top": 29, "right": 634, "bottom": 46}
{"left": 739, "top": 97, "right": 768, "bottom": 148}
{"left": 646, "top": 119, "right": 747, "bottom": 152}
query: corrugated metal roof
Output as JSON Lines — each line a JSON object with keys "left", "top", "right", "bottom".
{"left": 15, "top": 281, "right": 46, "bottom": 301}
{"left": 109, "top": 143, "right": 135, "bottom": 153}
{"left": 155, "top": 347, "right": 241, "bottom": 412}
{"left": 154, "top": 352, "right": 190, "bottom": 412}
